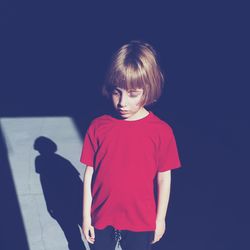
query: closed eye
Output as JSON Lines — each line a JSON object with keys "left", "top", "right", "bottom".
{"left": 112, "top": 90, "right": 120, "bottom": 96}
{"left": 128, "top": 91, "right": 142, "bottom": 97}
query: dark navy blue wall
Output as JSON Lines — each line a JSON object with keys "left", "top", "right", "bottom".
{"left": 1, "top": 1, "right": 249, "bottom": 249}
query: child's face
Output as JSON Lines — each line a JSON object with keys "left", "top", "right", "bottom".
{"left": 111, "top": 87, "right": 145, "bottom": 120}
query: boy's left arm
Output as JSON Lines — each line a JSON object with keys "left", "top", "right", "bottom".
{"left": 152, "top": 170, "right": 171, "bottom": 244}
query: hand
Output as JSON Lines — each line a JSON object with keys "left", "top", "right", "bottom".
{"left": 152, "top": 219, "right": 166, "bottom": 244}
{"left": 82, "top": 218, "right": 95, "bottom": 244}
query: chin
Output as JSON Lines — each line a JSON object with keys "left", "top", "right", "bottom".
{"left": 120, "top": 114, "right": 130, "bottom": 119}
{"left": 118, "top": 112, "right": 132, "bottom": 119}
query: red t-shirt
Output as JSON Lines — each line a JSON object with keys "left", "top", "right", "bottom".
{"left": 80, "top": 111, "right": 181, "bottom": 231}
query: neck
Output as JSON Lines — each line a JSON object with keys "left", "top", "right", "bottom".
{"left": 125, "top": 108, "right": 149, "bottom": 121}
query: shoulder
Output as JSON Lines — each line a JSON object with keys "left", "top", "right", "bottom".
{"left": 86, "top": 114, "right": 114, "bottom": 136}
{"left": 149, "top": 113, "right": 174, "bottom": 136}
{"left": 89, "top": 114, "right": 113, "bottom": 127}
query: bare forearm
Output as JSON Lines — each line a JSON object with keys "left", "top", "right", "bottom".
{"left": 83, "top": 166, "right": 93, "bottom": 220}
{"left": 156, "top": 170, "right": 171, "bottom": 222}
{"left": 82, "top": 166, "right": 95, "bottom": 244}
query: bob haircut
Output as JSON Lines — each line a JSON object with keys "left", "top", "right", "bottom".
{"left": 102, "top": 40, "right": 164, "bottom": 106}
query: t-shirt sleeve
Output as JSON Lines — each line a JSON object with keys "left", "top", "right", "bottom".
{"left": 80, "top": 123, "right": 97, "bottom": 167}
{"left": 157, "top": 127, "right": 181, "bottom": 172}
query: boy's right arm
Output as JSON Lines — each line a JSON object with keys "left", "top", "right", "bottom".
{"left": 83, "top": 166, "right": 95, "bottom": 244}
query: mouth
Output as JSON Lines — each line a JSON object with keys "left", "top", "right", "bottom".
{"left": 118, "top": 109, "right": 129, "bottom": 115}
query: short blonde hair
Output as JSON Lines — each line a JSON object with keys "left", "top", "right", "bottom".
{"left": 102, "top": 40, "right": 164, "bottom": 106}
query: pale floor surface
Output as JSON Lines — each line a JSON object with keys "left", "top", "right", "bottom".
{"left": 1, "top": 117, "right": 122, "bottom": 250}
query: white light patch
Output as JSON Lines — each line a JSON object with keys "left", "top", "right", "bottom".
{"left": 1, "top": 117, "right": 88, "bottom": 250}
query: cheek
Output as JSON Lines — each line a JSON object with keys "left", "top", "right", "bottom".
{"left": 134, "top": 96, "right": 144, "bottom": 107}
{"left": 112, "top": 96, "right": 118, "bottom": 106}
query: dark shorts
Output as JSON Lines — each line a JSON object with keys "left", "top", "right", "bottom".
{"left": 89, "top": 226, "right": 155, "bottom": 250}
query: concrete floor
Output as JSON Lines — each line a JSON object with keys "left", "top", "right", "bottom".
{"left": 1, "top": 117, "right": 121, "bottom": 250}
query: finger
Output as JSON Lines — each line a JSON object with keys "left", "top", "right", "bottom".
{"left": 152, "top": 238, "right": 159, "bottom": 244}
{"left": 151, "top": 234, "right": 157, "bottom": 244}
{"left": 84, "top": 230, "right": 94, "bottom": 244}
{"left": 151, "top": 234, "right": 161, "bottom": 244}
{"left": 88, "top": 237, "right": 95, "bottom": 244}
{"left": 90, "top": 226, "right": 95, "bottom": 240}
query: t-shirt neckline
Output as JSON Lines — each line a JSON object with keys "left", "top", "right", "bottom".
{"left": 108, "top": 111, "right": 153, "bottom": 124}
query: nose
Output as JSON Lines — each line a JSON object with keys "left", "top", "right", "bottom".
{"left": 118, "top": 93, "right": 128, "bottom": 107}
